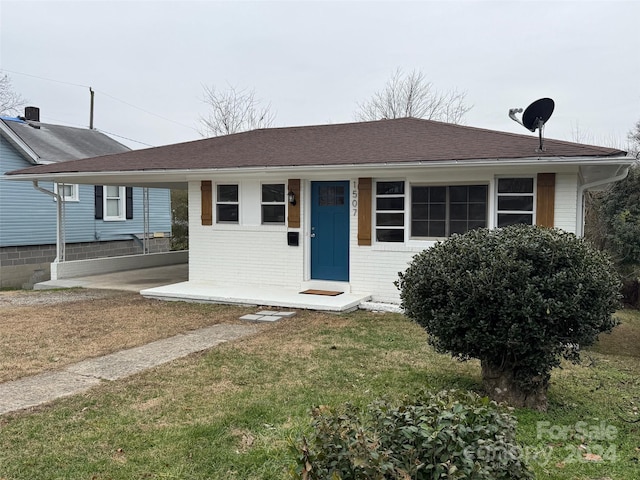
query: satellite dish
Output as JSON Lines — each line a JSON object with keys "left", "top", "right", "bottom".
{"left": 508, "top": 98, "right": 555, "bottom": 152}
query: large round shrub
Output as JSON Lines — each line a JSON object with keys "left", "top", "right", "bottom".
{"left": 396, "top": 225, "right": 621, "bottom": 410}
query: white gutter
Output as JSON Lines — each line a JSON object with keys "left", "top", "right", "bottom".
{"left": 576, "top": 165, "right": 631, "bottom": 237}
{"left": 32, "top": 181, "right": 65, "bottom": 262}
{"left": 5, "top": 155, "right": 635, "bottom": 183}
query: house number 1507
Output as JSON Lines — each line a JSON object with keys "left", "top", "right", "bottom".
{"left": 352, "top": 181, "right": 358, "bottom": 216}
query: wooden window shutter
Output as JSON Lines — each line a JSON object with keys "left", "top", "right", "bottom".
{"left": 94, "top": 185, "right": 103, "bottom": 219}
{"left": 201, "top": 180, "right": 212, "bottom": 225}
{"left": 358, "top": 178, "right": 372, "bottom": 246}
{"left": 287, "top": 179, "right": 301, "bottom": 228}
{"left": 125, "top": 187, "right": 134, "bottom": 219}
{"left": 536, "top": 173, "right": 555, "bottom": 228}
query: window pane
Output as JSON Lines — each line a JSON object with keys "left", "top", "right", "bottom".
{"left": 450, "top": 203, "right": 468, "bottom": 221}
{"left": 449, "top": 186, "right": 468, "bottom": 203}
{"left": 411, "top": 221, "right": 429, "bottom": 237}
{"left": 429, "top": 203, "right": 446, "bottom": 220}
{"left": 217, "top": 204, "right": 238, "bottom": 222}
{"left": 377, "top": 197, "right": 404, "bottom": 211}
{"left": 429, "top": 221, "right": 446, "bottom": 237}
{"left": 218, "top": 185, "right": 238, "bottom": 202}
{"left": 469, "top": 185, "right": 487, "bottom": 202}
{"left": 262, "top": 184, "right": 284, "bottom": 203}
{"left": 449, "top": 220, "right": 469, "bottom": 235}
{"left": 411, "top": 204, "right": 428, "bottom": 220}
{"left": 469, "top": 220, "right": 486, "bottom": 230}
{"left": 429, "top": 187, "right": 446, "bottom": 203}
{"left": 377, "top": 181, "right": 404, "bottom": 195}
{"left": 376, "top": 213, "right": 404, "bottom": 226}
{"left": 498, "top": 178, "right": 533, "bottom": 193}
{"left": 106, "top": 185, "right": 120, "bottom": 197}
{"left": 61, "top": 185, "right": 73, "bottom": 197}
{"left": 262, "top": 205, "right": 285, "bottom": 224}
{"left": 376, "top": 228, "right": 404, "bottom": 242}
{"left": 412, "top": 186, "right": 428, "bottom": 203}
{"left": 106, "top": 199, "right": 119, "bottom": 216}
{"left": 498, "top": 213, "right": 533, "bottom": 227}
{"left": 498, "top": 196, "right": 534, "bottom": 211}
{"left": 469, "top": 203, "right": 486, "bottom": 220}
{"left": 319, "top": 186, "right": 345, "bottom": 206}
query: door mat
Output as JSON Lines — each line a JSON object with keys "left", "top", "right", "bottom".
{"left": 300, "top": 289, "right": 343, "bottom": 296}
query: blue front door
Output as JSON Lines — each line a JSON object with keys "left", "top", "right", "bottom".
{"left": 311, "top": 181, "right": 350, "bottom": 281}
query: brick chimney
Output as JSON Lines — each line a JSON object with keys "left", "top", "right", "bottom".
{"left": 24, "top": 106, "right": 40, "bottom": 122}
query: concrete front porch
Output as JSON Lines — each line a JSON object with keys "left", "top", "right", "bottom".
{"left": 141, "top": 281, "right": 372, "bottom": 312}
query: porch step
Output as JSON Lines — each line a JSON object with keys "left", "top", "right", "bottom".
{"left": 141, "top": 282, "right": 371, "bottom": 312}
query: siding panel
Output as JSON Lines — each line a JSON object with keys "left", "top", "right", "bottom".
{"left": 1, "top": 140, "right": 172, "bottom": 247}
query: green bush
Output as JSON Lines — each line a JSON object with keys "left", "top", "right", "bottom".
{"left": 290, "top": 390, "right": 533, "bottom": 480}
{"left": 396, "top": 225, "right": 621, "bottom": 410}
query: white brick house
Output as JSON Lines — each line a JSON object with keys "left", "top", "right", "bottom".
{"left": 5, "top": 118, "right": 634, "bottom": 308}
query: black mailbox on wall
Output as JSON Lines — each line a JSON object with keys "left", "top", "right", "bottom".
{"left": 287, "top": 231, "right": 299, "bottom": 246}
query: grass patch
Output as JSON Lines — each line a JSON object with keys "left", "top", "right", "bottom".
{"left": 1, "top": 307, "right": 639, "bottom": 479}
{"left": 0, "top": 289, "right": 258, "bottom": 382}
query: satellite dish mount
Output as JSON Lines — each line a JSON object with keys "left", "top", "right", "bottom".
{"left": 509, "top": 98, "right": 555, "bottom": 152}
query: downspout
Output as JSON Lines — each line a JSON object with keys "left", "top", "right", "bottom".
{"left": 576, "top": 165, "right": 630, "bottom": 237}
{"left": 32, "top": 181, "right": 65, "bottom": 262}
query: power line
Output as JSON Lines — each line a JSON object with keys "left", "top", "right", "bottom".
{"left": 39, "top": 115, "right": 156, "bottom": 148}
{"left": 96, "top": 90, "right": 198, "bottom": 132}
{"left": 1, "top": 68, "right": 90, "bottom": 89}
{"left": 96, "top": 129, "right": 156, "bottom": 148}
{"left": 0, "top": 68, "right": 200, "bottom": 133}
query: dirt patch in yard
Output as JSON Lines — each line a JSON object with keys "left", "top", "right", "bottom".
{"left": 0, "top": 289, "right": 261, "bottom": 383}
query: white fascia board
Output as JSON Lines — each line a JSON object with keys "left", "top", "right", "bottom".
{"left": 0, "top": 121, "right": 40, "bottom": 164}
{"left": 4, "top": 155, "right": 634, "bottom": 185}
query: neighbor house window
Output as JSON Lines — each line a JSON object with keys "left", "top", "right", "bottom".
{"left": 217, "top": 184, "right": 239, "bottom": 223}
{"left": 375, "top": 181, "right": 405, "bottom": 242}
{"left": 496, "top": 177, "right": 534, "bottom": 227}
{"left": 54, "top": 183, "right": 78, "bottom": 202}
{"left": 103, "top": 185, "right": 125, "bottom": 220}
{"left": 411, "top": 185, "right": 488, "bottom": 238}
{"left": 261, "top": 183, "right": 285, "bottom": 224}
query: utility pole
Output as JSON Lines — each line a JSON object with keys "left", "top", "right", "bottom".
{"left": 89, "top": 87, "right": 95, "bottom": 129}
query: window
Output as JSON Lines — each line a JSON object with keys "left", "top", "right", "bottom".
{"left": 217, "top": 184, "right": 239, "bottom": 223}
{"left": 261, "top": 183, "right": 285, "bottom": 224}
{"left": 104, "top": 185, "right": 125, "bottom": 220}
{"left": 54, "top": 183, "right": 78, "bottom": 202}
{"left": 375, "top": 181, "right": 405, "bottom": 242}
{"left": 496, "top": 178, "right": 534, "bottom": 227}
{"left": 411, "top": 185, "right": 488, "bottom": 238}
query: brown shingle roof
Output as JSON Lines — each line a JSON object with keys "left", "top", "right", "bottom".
{"left": 6, "top": 117, "right": 626, "bottom": 176}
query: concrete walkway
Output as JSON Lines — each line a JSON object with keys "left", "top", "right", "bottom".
{"left": 0, "top": 323, "right": 256, "bottom": 416}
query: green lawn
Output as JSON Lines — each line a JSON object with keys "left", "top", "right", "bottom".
{"left": 1, "top": 308, "right": 638, "bottom": 479}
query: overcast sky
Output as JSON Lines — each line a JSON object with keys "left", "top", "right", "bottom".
{"left": 1, "top": 0, "right": 639, "bottom": 151}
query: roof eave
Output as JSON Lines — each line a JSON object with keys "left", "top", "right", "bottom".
{"left": 0, "top": 121, "right": 41, "bottom": 164}
{"left": 5, "top": 155, "right": 635, "bottom": 185}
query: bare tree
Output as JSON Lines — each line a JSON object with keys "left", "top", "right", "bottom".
{"left": 199, "top": 84, "right": 275, "bottom": 137}
{"left": 628, "top": 119, "right": 640, "bottom": 157}
{"left": 355, "top": 68, "right": 471, "bottom": 124}
{"left": 0, "top": 74, "right": 27, "bottom": 116}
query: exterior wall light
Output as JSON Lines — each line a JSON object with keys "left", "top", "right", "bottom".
{"left": 288, "top": 190, "right": 297, "bottom": 206}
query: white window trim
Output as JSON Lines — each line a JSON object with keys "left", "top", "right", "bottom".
{"left": 216, "top": 183, "right": 240, "bottom": 224}
{"left": 53, "top": 183, "right": 79, "bottom": 202}
{"left": 103, "top": 185, "right": 126, "bottom": 221}
{"left": 374, "top": 179, "right": 406, "bottom": 244}
{"left": 495, "top": 176, "right": 537, "bottom": 227}
{"left": 260, "top": 182, "right": 286, "bottom": 225}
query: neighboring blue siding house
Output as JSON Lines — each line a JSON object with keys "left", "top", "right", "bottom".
{"left": 0, "top": 107, "right": 172, "bottom": 288}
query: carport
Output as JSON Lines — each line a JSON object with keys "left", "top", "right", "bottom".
{"left": 34, "top": 263, "right": 188, "bottom": 292}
